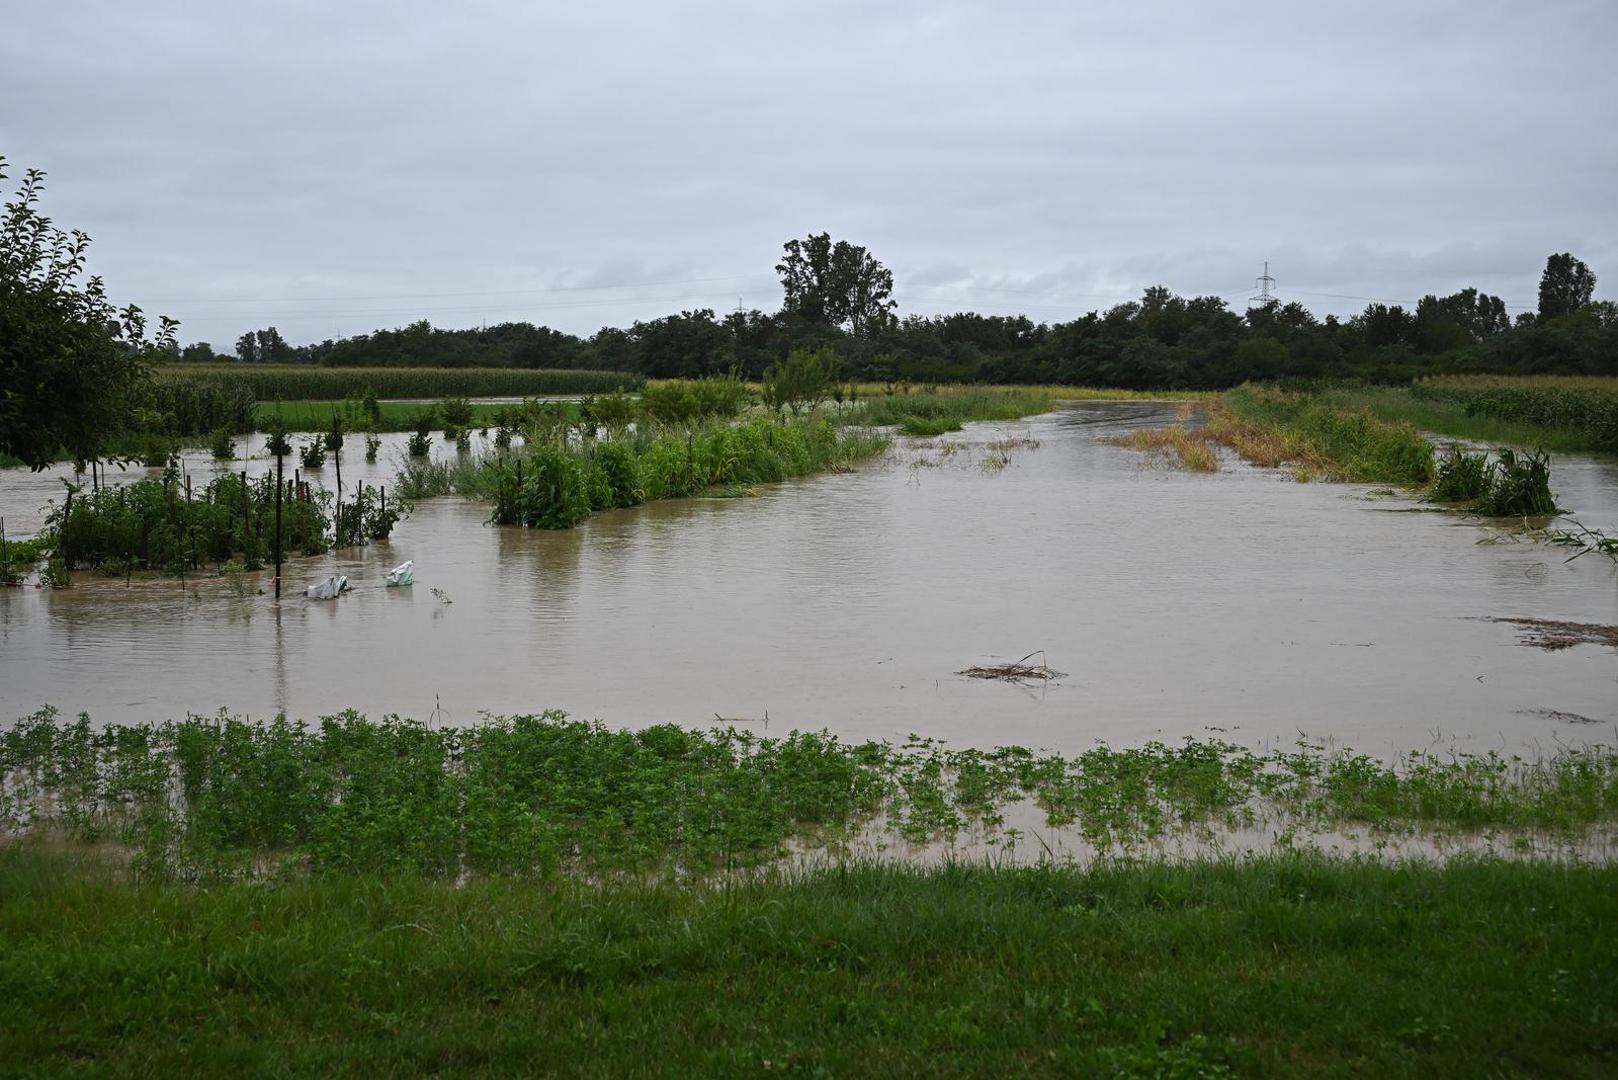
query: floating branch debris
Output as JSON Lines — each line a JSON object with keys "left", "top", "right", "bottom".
{"left": 958, "top": 651, "right": 1067, "bottom": 683}
{"left": 1487, "top": 617, "right": 1618, "bottom": 651}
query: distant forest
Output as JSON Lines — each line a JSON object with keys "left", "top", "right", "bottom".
{"left": 182, "top": 240, "right": 1615, "bottom": 389}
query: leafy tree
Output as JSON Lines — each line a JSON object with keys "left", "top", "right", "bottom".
{"left": 236, "top": 326, "right": 293, "bottom": 364}
{"left": 762, "top": 348, "right": 840, "bottom": 415}
{"left": 629, "top": 309, "right": 731, "bottom": 378}
{"left": 776, "top": 233, "right": 897, "bottom": 335}
{"left": 1538, "top": 253, "right": 1596, "bottom": 321}
{"left": 179, "top": 341, "right": 217, "bottom": 362}
{"left": 0, "top": 157, "right": 176, "bottom": 470}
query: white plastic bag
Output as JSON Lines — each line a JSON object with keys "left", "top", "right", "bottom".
{"left": 303, "top": 574, "right": 349, "bottom": 600}
{"left": 385, "top": 560, "right": 414, "bottom": 587}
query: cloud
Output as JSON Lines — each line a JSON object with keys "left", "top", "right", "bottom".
{"left": 2, "top": 0, "right": 1612, "bottom": 343}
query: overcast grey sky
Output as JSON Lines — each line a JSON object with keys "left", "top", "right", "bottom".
{"left": 3, "top": 1, "right": 1614, "bottom": 347}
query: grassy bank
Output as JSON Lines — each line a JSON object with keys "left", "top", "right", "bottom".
{"left": 161, "top": 364, "right": 642, "bottom": 399}
{"left": 850, "top": 387, "right": 1057, "bottom": 436}
{"left": 3, "top": 849, "right": 1615, "bottom": 1075}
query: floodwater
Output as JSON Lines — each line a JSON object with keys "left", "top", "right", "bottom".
{"left": 1, "top": 402, "right": 1615, "bottom": 756}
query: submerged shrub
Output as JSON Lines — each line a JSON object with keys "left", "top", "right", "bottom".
{"left": 1433, "top": 447, "right": 1491, "bottom": 501}
{"left": 591, "top": 440, "right": 643, "bottom": 508}
{"left": 518, "top": 445, "right": 593, "bottom": 529}
{"left": 1479, "top": 448, "right": 1559, "bottom": 517}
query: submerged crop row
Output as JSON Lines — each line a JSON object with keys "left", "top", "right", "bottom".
{"left": 5, "top": 708, "right": 1615, "bottom": 880}
{"left": 396, "top": 416, "right": 891, "bottom": 529}
{"left": 1111, "top": 386, "right": 1568, "bottom": 516}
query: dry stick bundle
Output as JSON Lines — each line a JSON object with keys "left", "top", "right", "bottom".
{"left": 957, "top": 650, "right": 1067, "bottom": 683}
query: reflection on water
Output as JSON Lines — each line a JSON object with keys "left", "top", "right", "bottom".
{"left": 2, "top": 402, "right": 1615, "bottom": 755}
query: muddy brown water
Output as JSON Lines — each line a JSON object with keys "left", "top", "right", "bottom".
{"left": 2, "top": 402, "right": 1615, "bottom": 756}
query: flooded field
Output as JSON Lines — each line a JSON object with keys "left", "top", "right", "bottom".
{"left": 2, "top": 401, "right": 1615, "bottom": 755}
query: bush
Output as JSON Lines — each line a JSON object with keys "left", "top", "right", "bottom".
{"left": 1479, "top": 448, "right": 1558, "bottom": 517}
{"left": 299, "top": 439, "right": 326, "bottom": 470}
{"left": 1432, "top": 448, "right": 1491, "bottom": 502}
{"left": 591, "top": 441, "right": 643, "bottom": 508}
{"left": 517, "top": 445, "right": 593, "bottom": 529}
{"left": 209, "top": 427, "right": 236, "bottom": 461}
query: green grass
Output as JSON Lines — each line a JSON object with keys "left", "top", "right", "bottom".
{"left": 2, "top": 848, "right": 1615, "bottom": 1076}
{"left": 850, "top": 387, "right": 1056, "bottom": 431}
{"left": 1318, "top": 385, "right": 1611, "bottom": 454}
{"left": 1221, "top": 386, "right": 1436, "bottom": 485}
{"left": 255, "top": 399, "right": 517, "bottom": 432}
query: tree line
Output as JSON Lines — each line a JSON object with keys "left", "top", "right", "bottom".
{"left": 194, "top": 240, "right": 1613, "bottom": 390}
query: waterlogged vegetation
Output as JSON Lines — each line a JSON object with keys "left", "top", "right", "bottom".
{"left": 6, "top": 708, "right": 1617, "bottom": 879}
{"left": 1113, "top": 386, "right": 1571, "bottom": 521}
{"left": 14, "top": 464, "right": 403, "bottom": 583}
{"left": 852, "top": 387, "right": 1056, "bottom": 436}
{"left": 401, "top": 417, "right": 889, "bottom": 528}
{"left": 390, "top": 380, "right": 1062, "bottom": 530}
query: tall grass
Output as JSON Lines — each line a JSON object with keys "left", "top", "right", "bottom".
{"left": 1221, "top": 386, "right": 1435, "bottom": 485}
{"left": 1409, "top": 376, "right": 1618, "bottom": 453}
{"left": 850, "top": 387, "right": 1056, "bottom": 433}
{"left": 402, "top": 416, "right": 890, "bottom": 529}
{"left": 1109, "top": 423, "right": 1219, "bottom": 472}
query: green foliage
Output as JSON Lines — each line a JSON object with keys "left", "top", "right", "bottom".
{"left": 0, "top": 533, "right": 50, "bottom": 585}
{"left": 6, "top": 709, "right": 1618, "bottom": 877}
{"left": 1538, "top": 252, "right": 1597, "bottom": 321}
{"left": 45, "top": 469, "right": 331, "bottom": 576}
{"left": 853, "top": 387, "right": 1055, "bottom": 431}
{"left": 1413, "top": 377, "right": 1618, "bottom": 453}
{"left": 425, "top": 416, "right": 889, "bottom": 530}
{"left": 504, "top": 445, "right": 593, "bottom": 529}
{"left": 638, "top": 375, "right": 750, "bottom": 424}
{"left": 1223, "top": 386, "right": 1435, "bottom": 485}
{"left": 438, "top": 395, "right": 474, "bottom": 430}
{"left": 139, "top": 433, "right": 174, "bottom": 468}
{"left": 1432, "top": 447, "right": 1490, "bottom": 501}
{"left": 899, "top": 416, "right": 963, "bottom": 437}
{"left": 581, "top": 389, "right": 637, "bottom": 429}
{"left": 0, "top": 158, "right": 176, "bottom": 469}
{"left": 298, "top": 438, "right": 326, "bottom": 470}
{"left": 762, "top": 348, "right": 840, "bottom": 414}
{"left": 3, "top": 850, "right": 1617, "bottom": 1075}
{"left": 208, "top": 427, "right": 235, "bottom": 461}
{"left": 322, "top": 413, "right": 344, "bottom": 453}
{"left": 263, "top": 420, "right": 292, "bottom": 458}
{"left": 148, "top": 374, "right": 257, "bottom": 435}
{"left": 776, "top": 232, "right": 897, "bottom": 334}
{"left": 1477, "top": 448, "right": 1558, "bottom": 517}
{"left": 334, "top": 483, "right": 405, "bottom": 547}
{"left": 590, "top": 440, "right": 643, "bottom": 508}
